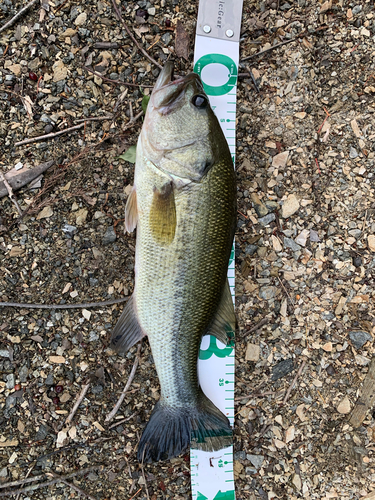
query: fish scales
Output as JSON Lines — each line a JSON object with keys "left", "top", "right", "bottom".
{"left": 111, "top": 62, "right": 236, "bottom": 463}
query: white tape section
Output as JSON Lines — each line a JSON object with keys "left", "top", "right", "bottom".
{"left": 191, "top": 2, "right": 243, "bottom": 498}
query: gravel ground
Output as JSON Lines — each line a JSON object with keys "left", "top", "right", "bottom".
{"left": 1, "top": 0, "right": 375, "bottom": 499}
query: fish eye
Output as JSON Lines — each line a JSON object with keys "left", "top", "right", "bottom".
{"left": 192, "top": 94, "right": 208, "bottom": 109}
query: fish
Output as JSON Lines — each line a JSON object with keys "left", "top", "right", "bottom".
{"left": 110, "top": 62, "right": 236, "bottom": 463}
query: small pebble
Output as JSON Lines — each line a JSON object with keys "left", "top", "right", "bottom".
{"left": 349, "top": 330, "right": 372, "bottom": 349}
{"left": 272, "top": 358, "right": 294, "bottom": 381}
{"left": 102, "top": 226, "right": 116, "bottom": 245}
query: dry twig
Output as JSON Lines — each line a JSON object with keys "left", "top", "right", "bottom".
{"left": 15, "top": 124, "right": 84, "bottom": 147}
{"left": 283, "top": 360, "right": 307, "bottom": 404}
{"left": 0, "top": 0, "right": 38, "bottom": 34}
{"left": 105, "top": 343, "right": 142, "bottom": 423}
{"left": 242, "top": 316, "right": 270, "bottom": 338}
{"left": 0, "top": 172, "right": 22, "bottom": 215}
{"left": 140, "top": 448, "right": 150, "bottom": 500}
{"left": 278, "top": 277, "right": 295, "bottom": 305}
{"left": 0, "top": 466, "right": 104, "bottom": 497}
{"left": 47, "top": 473, "right": 97, "bottom": 500}
{"left": 129, "top": 488, "right": 142, "bottom": 500}
{"left": 76, "top": 115, "right": 114, "bottom": 123}
{"left": 110, "top": 0, "right": 162, "bottom": 70}
{"left": 65, "top": 383, "right": 91, "bottom": 425}
{"left": 0, "top": 297, "right": 129, "bottom": 309}
{"left": 84, "top": 66, "right": 153, "bottom": 88}
{"left": 241, "top": 37, "right": 299, "bottom": 62}
{"left": 108, "top": 412, "right": 136, "bottom": 430}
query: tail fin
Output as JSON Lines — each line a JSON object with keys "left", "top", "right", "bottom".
{"left": 137, "top": 393, "right": 232, "bottom": 463}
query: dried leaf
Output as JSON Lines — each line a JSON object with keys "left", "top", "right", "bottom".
{"left": 175, "top": 20, "right": 190, "bottom": 61}
{"left": 36, "top": 205, "right": 53, "bottom": 220}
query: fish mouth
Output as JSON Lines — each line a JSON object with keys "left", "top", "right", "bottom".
{"left": 151, "top": 63, "right": 202, "bottom": 115}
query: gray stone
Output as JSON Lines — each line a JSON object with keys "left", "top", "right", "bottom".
{"left": 352, "top": 5, "right": 362, "bottom": 14}
{"left": 102, "top": 226, "right": 116, "bottom": 245}
{"left": 309, "top": 230, "right": 320, "bottom": 242}
{"left": 348, "top": 229, "right": 362, "bottom": 238}
{"left": 0, "top": 349, "right": 10, "bottom": 358}
{"left": 89, "top": 277, "right": 99, "bottom": 287}
{"left": 6, "top": 373, "right": 15, "bottom": 389}
{"left": 91, "top": 384, "right": 103, "bottom": 394}
{"left": 0, "top": 467, "right": 7, "bottom": 478}
{"left": 284, "top": 237, "right": 301, "bottom": 252}
{"left": 258, "top": 213, "right": 275, "bottom": 226}
{"left": 349, "top": 147, "right": 358, "bottom": 159}
{"left": 245, "top": 244, "right": 258, "bottom": 256}
{"left": 62, "top": 224, "right": 77, "bottom": 238}
{"left": 89, "top": 331, "right": 99, "bottom": 342}
{"left": 353, "top": 256, "right": 362, "bottom": 267}
{"left": 19, "top": 365, "right": 28, "bottom": 383}
{"left": 349, "top": 331, "right": 372, "bottom": 349}
{"left": 45, "top": 373, "right": 54, "bottom": 386}
{"left": 259, "top": 286, "right": 276, "bottom": 300}
{"left": 247, "top": 454, "right": 264, "bottom": 469}
{"left": 5, "top": 395, "right": 17, "bottom": 410}
{"left": 264, "top": 201, "right": 278, "bottom": 212}
{"left": 161, "top": 32, "right": 172, "bottom": 45}
{"left": 35, "top": 424, "right": 49, "bottom": 441}
{"left": 272, "top": 358, "right": 294, "bottom": 381}
{"left": 234, "top": 451, "right": 246, "bottom": 460}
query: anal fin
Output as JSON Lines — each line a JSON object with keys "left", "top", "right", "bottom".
{"left": 110, "top": 295, "right": 145, "bottom": 353}
{"left": 206, "top": 280, "right": 235, "bottom": 345}
{"left": 125, "top": 186, "right": 138, "bottom": 233}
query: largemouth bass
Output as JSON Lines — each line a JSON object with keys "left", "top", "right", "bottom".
{"left": 111, "top": 62, "right": 236, "bottom": 463}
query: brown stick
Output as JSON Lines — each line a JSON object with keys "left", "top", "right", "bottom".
{"left": 242, "top": 317, "right": 270, "bottom": 338}
{"left": 242, "top": 37, "right": 299, "bottom": 61}
{"left": 350, "top": 357, "right": 375, "bottom": 428}
{"left": 84, "top": 66, "right": 153, "bottom": 88}
{"left": 76, "top": 115, "right": 114, "bottom": 123}
{"left": 108, "top": 412, "right": 136, "bottom": 430}
{"left": 65, "top": 383, "right": 91, "bottom": 425}
{"left": 140, "top": 448, "right": 150, "bottom": 500}
{"left": 47, "top": 473, "right": 97, "bottom": 500}
{"left": 15, "top": 124, "right": 84, "bottom": 147}
{"left": 0, "top": 172, "right": 22, "bottom": 215}
{"left": 110, "top": 0, "right": 162, "bottom": 70}
{"left": 283, "top": 360, "right": 307, "bottom": 404}
{"left": 129, "top": 488, "right": 142, "bottom": 500}
{"left": 105, "top": 343, "right": 142, "bottom": 423}
{"left": 0, "top": 466, "right": 103, "bottom": 497}
{"left": 0, "top": 297, "right": 129, "bottom": 309}
{"left": 0, "top": 0, "right": 38, "bottom": 34}
{"left": 278, "top": 277, "right": 295, "bottom": 305}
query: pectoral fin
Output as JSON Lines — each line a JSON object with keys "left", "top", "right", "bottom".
{"left": 125, "top": 186, "right": 138, "bottom": 233}
{"left": 110, "top": 295, "right": 145, "bottom": 353}
{"left": 206, "top": 280, "right": 236, "bottom": 345}
{"left": 149, "top": 182, "right": 176, "bottom": 245}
